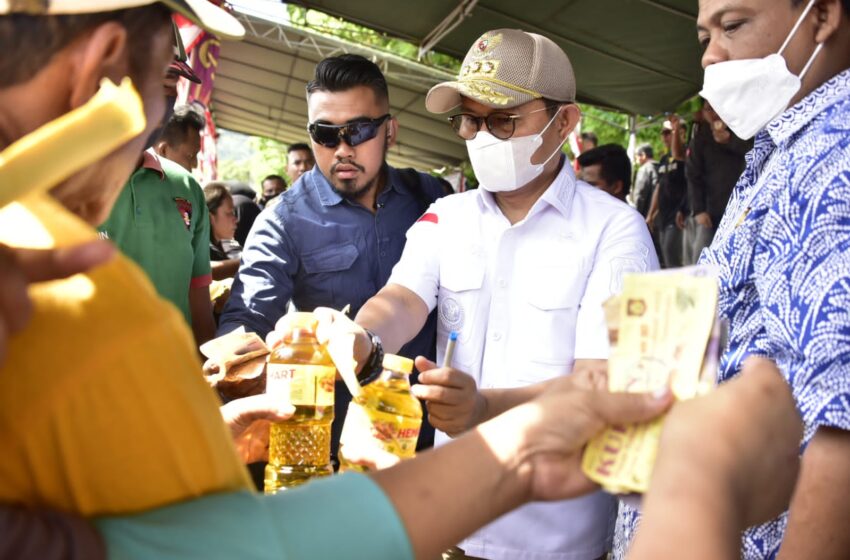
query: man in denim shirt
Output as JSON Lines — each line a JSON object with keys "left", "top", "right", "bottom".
{"left": 218, "top": 54, "right": 446, "bottom": 466}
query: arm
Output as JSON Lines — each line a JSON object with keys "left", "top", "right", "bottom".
{"left": 188, "top": 180, "right": 215, "bottom": 346}
{"left": 411, "top": 358, "right": 605, "bottom": 436}
{"left": 189, "top": 285, "right": 215, "bottom": 346}
{"left": 210, "top": 258, "right": 240, "bottom": 280}
{"left": 94, "top": 373, "right": 672, "bottom": 560}
{"left": 646, "top": 181, "right": 660, "bottom": 231}
{"left": 686, "top": 130, "right": 711, "bottom": 227}
{"left": 373, "top": 376, "right": 673, "bottom": 560}
{"left": 630, "top": 358, "right": 802, "bottom": 560}
{"left": 355, "top": 283, "right": 430, "bottom": 357}
{"left": 635, "top": 166, "right": 657, "bottom": 218}
{"left": 217, "top": 211, "right": 298, "bottom": 338}
{"left": 670, "top": 115, "right": 686, "bottom": 162}
{"left": 776, "top": 428, "right": 850, "bottom": 558}
{"left": 0, "top": 506, "right": 105, "bottom": 560}
{"left": 351, "top": 198, "right": 444, "bottom": 361}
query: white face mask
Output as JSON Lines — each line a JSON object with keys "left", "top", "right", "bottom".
{"left": 466, "top": 107, "right": 565, "bottom": 192}
{"left": 699, "top": 0, "right": 824, "bottom": 140}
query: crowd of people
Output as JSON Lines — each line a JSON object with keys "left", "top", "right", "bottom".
{"left": 0, "top": 0, "right": 848, "bottom": 559}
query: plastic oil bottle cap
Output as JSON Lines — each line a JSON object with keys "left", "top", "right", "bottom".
{"left": 279, "top": 311, "right": 318, "bottom": 331}
{"left": 382, "top": 354, "right": 414, "bottom": 374}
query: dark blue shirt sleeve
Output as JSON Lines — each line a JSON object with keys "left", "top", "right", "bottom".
{"left": 217, "top": 209, "right": 298, "bottom": 338}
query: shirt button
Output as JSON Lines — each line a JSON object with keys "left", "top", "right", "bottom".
{"left": 491, "top": 332, "right": 502, "bottom": 341}
{"left": 380, "top": 251, "right": 386, "bottom": 257}
{"left": 497, "top": 278, "right": 507, "bottom": 288}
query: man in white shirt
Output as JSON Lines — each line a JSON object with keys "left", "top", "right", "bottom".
{"left": 327, "top": 29, "right": 657, "bottom": 560}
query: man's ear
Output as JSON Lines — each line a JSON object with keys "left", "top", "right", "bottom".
{"left": 386, "top": 117, "right": 399, "bottom": 148}
{"left": 813, "top": 0, "right": 843, "bottom": 44}
{"left": 67, "top": 21, "right": 130, "bottom": 111}
{"left": 154, "top": 140, "right": 168, "bottom": 158}
{"left": 558, "top": 104, "right": 582, "bottom": 141}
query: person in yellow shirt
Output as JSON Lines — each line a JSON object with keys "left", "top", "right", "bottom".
{"left": 0, "top": 1, "right": 252, "bottom": 516}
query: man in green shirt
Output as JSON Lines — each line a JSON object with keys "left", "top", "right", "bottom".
{"left": 98, "top": 149, "right": 215, "bottom": 345}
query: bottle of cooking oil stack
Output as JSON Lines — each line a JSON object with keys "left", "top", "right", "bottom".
{"left": 264, "top": 312, "right": 336, "bottom": 493}
{"left": 338, "top": 354, "right": 423, "bottom": 472}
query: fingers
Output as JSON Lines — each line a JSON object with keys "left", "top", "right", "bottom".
{"left": 414, "top": 355, "right": 436, "bottom": 373}
{"left": 221, "top": 393, "right": 295, "bottom": 428}
{"left": 416, "top": 364, "right": 475, "bottom": 390}
{"left": 0, "top": 249, "right": 32, "bottom": 335}
{"left": 591, "top": 388, "right": 674, "bottom": 426}
{"left": 411, "top": 383, "right": 469, "bottom": 405}
{"left": 202, "top": 358, "right": 220, "bottom": 375}
{"left": 16, "top": 241, "right": 116, "bottom": 283}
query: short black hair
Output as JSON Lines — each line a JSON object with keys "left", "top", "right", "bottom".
{"left": 577, "top": 144, "right": 632, "bottom": 196}
{"left": 0, "top": 5, "right": 171, "bottom": 88}
{"left": 306, "top": 54, "right": 389, "bottom": 105}
{"left": 288, "top": 142, "right": 312, "bottom": 154}
{"left": 262, "top": 174, "right": 286, "bottom": 186}
{"left": 581, "top": 132, "right": 599, "bottom": 146}
{"left": 637, "top": 144, "right": 654, "bottom": 159}
{"left": 159, "top": 104, "right": 205, "bottom": 147}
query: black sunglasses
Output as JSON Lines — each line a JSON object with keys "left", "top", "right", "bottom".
{"left": 307, "top": 114, "right": 391, "bottom": 148}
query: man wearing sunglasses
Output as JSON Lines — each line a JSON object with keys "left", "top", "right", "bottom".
{"left": 334, "top": 29, "right": 658, "bottom": 560}
{"left": 218, "top": 54, "right": 447, "bottom": 471}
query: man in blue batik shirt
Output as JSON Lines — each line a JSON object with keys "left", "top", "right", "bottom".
{"left": 218, "top": 55, "right": 445, "bottom": 470}
{"left": 615, "top": 0, "right": 850, "bottom": 558}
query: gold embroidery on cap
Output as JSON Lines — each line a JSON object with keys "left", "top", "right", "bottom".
{"left": 471, "top": 33, "right": 503, "bottom": 59}
{"left": 9, "top": 0, "right": 48, "bottom": 13}
{"left": 461, "top": 59, "right": 501, "bottom": 79}
{"left": 457, "top": 81, "right": 514, "bottom": 106}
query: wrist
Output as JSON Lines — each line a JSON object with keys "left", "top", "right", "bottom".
{"left": 357, "top": 329, "right": 384, "bottom": 385}
{"left": 470, "top": 390, "right": 489, "bottom": 428}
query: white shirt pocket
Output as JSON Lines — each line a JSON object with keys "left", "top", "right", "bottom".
{"left": 517, "top": 264, "right": 587, "bottom": 382}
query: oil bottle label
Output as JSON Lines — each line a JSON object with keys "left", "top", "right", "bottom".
{"left": 340, "top": 403, "right": 420, "bottom": 460}
{"left": 266, "top": 364, "right": 335, "bottom": 406}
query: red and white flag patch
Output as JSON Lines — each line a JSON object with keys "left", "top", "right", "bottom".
{"left": 417, "top": 212, "right": 439, "bottom": 224}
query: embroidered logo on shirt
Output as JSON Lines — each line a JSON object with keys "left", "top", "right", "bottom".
{"left": 417, "top": 212, "right": 439, "bottom": 224}
{"left": 173, "top": 197, "right": 192, "bottom": 230}
{"left": 439, "top": 297, "right": 464, "bottom": 331}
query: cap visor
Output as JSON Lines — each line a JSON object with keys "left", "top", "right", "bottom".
{"left": 163, "top": 0, "right": 245, "bottom": 40}
{"left": 425, "top": 82, "right": 464, "bottom": 114}
{"left": 427, "top": 79, "right": 537, "bottom": 113}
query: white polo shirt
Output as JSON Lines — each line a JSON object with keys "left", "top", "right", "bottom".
{"left": 388, "top": 162, "right": 658, "bottom": 560}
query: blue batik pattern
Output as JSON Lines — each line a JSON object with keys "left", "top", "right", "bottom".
{"left": 614, "top": 68, "right": 850, "bottom": 560}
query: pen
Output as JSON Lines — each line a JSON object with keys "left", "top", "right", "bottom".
{"left": 443, "top": 331, "right": 458, "bottom": 368}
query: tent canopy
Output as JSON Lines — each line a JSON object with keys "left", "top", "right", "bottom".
{"left": 213, "top": 0, "right": 702, "bottom": 171}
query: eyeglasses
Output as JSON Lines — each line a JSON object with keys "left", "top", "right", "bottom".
{"left": 447, "top": 105, "right": 559, "bottom": 140}
{"left": 307, "top": 114, "right": 391, "bottom": 148}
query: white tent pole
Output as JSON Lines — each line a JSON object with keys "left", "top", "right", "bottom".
{"left": 627, "top": 114, "right": 638, "bottom": 162}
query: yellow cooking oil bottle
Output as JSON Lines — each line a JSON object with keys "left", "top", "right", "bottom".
{"left": 338, "top": 354, "right": 423, "bottom": 471}
{"left": 264, "top": 312, "right": 335, "bottom": 493}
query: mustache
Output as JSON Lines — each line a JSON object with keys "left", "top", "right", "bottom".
{"left": 330, "top": 158, "right": 365, "bottom": 174}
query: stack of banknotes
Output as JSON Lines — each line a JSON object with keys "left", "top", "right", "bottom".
{"left": 582, "top": 266, "right": 725, "bottom": 494}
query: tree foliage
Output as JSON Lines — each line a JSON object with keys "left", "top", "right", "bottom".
{"left": 217, "top": 134, "right": 290, "bottom": 187}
